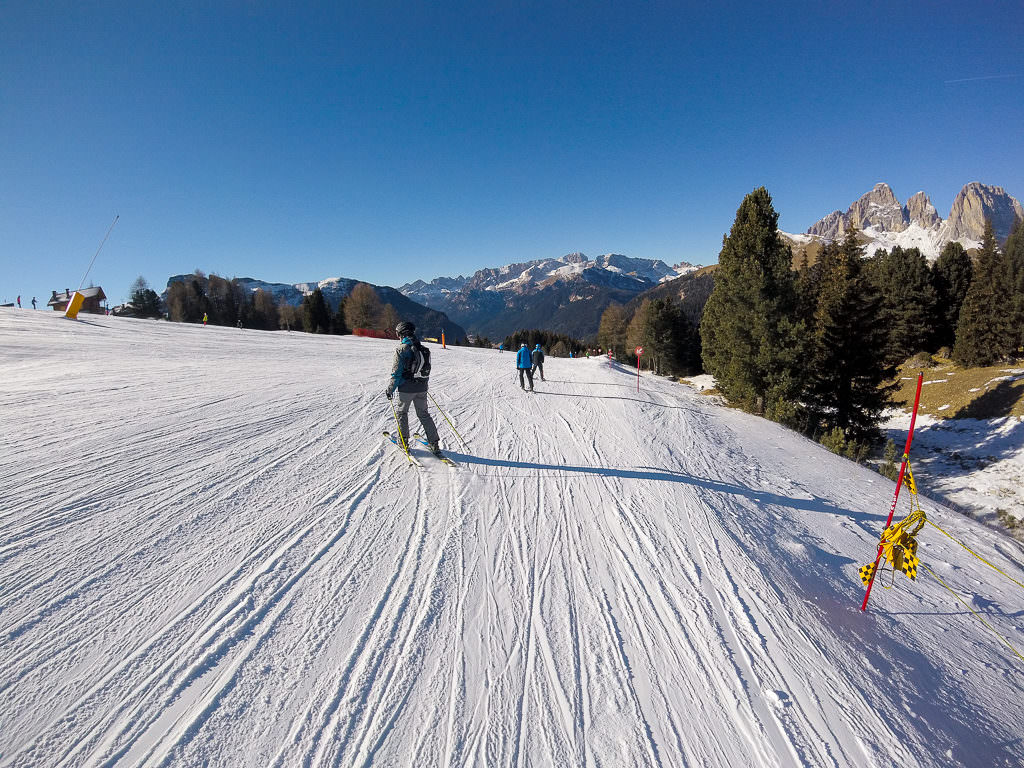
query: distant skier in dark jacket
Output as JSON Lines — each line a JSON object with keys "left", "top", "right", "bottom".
{"left": 531, "top": 344, "right": 545, "bottom": 382}
{"left": 386, "top": 321, "right": 441, "bottom": 453}
{"left": 516, "top": 343, "right": 534, "bottom": 391}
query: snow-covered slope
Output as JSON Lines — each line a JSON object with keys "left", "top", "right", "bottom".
{"left": 2, "top": 308, "right": 1023, "bottom": 767}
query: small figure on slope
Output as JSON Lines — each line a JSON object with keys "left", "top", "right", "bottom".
{"left": 516, "top": 343, "right": 534, "bottom": 392}
{"left": 531, "top": 344, "right": 545, "bottom": 382}
{"left": 386, "top": 321, "right": 441, "bottom": 455}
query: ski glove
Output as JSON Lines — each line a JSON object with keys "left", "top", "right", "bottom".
{"left": 385, "top": 386, "right": 394, "bottom": 400}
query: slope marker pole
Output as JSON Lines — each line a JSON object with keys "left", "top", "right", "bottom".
{"left": 861, "top": 372, "right": 924, "bottom": 612}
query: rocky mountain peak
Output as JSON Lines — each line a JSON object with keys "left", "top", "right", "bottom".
{"left": 563, "top": 252, "right": 588, "bottom": 264}
{"left": 906, "top": 191, "right": 941, "bottom": 229}
{"left": 847, "top": 182, "right": 908, "bottom": 233}
{"left": 807, "top": 210, "right": 847, "bottom": 240}
{"left": 940, "top": 182, "right": 1024, "bottom": 243}
{"left": 794, "top": 181, "right": 1023, "bottom": 261}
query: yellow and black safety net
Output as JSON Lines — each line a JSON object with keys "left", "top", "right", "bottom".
{"left": 859, "top": 461, "right": 1024, "bottom": 663}
{"left": 858, "top": 508, "right": 925, "bottom": 588}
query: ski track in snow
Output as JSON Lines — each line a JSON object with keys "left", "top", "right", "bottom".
{"left": 1, "top": 308, "right": 1023, "bottom": 767}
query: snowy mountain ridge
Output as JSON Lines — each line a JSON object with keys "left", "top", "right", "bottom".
{"left": 399, "top": 253, "right": 701, "bottom": 338}
{"left": 401, "top": 252, "right": 699, "bottom": 303}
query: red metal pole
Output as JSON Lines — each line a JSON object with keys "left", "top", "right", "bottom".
{"left": 860, "top": 372, "right": 924, "bottom": 611}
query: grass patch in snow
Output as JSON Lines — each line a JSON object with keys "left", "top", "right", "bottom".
{"left": 891, "top": 357, "right": 1024, "bottom": 419}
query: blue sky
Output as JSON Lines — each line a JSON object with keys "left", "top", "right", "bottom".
{"left": 2, "top": 1, "right": 1022, "bottom": 305}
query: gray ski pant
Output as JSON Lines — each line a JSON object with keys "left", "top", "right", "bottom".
{"left": 397, "top": 390, "right": 440, "bottom": 445}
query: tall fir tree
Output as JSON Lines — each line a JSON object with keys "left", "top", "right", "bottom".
{"left": 803, "top": 232, "right": 894, "bottom": 442}
{"left": 794, "top": 250, "right": 823, "bottom": 328}
{"left": 700, "top": 187, "right": 802, "bottom": 414}
{"left": 627, "top": 298, "right": 694, "bottom": 375}
{"left": 302, "top": 288, "right": 331, "bottom": 334}
{"left": 953, "top": 221, "right": 1010, "bottom": 366}
{"left": 332, "top": 297, "right": 350, "bottom": 335}
{"left": 1002, "top": 218, "right": 1024, "bottom": 356}
{"left": 869, "top": 246, "right": 937, "bottom": 365}
{"left": 129, "top": 276, "right": 163, "bottom": 318}
{"left": 930, "top": 241, "right": 973, "bottom": 352}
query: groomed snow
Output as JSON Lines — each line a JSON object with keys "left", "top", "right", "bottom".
{"left": 1, "top": 308, "right": 1023, "bottom": 767}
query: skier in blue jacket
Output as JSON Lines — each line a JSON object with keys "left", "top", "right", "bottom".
{"left": 386, "top": 321, "right": 441, "bottom": 453}
{"left": 516, "top": 343, "right": 534, "bottom": 391}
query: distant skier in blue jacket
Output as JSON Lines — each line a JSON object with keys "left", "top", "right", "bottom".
{"left": 516, "top": 343, "right": 534, "bottom": 391}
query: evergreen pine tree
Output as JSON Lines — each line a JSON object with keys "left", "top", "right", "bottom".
{"left": 1002, "top": 218, "right": 1024, "bottom": 356}
{"left": 700, "top": 187, "right": 801, "bottom": 414}
{"left": 129, "top": 276, "right": 163, "bottom": 318}
{"left": 869, "top": 246, "right": 936, "bottom": 365}
{"left": 332, "top": 297, "right": 350, "bottom": 334}
{"left": 803, "top": 232, "right": 894, "bottom": 442}
{"left": 794, "top": 250, "right": 822, "bottom": 328}
{"left": 953, "top": 221, "right": 1010, "bottom": 366}
{"left": 302, "top": 288, "right": 331, "bottom": 334}
{"left": 930, "top": 241, "right": 973, "bottom": 352}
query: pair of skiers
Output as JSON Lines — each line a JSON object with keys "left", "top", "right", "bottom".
{"left": 385, "top": 321, "right": 441, "bottom": 456}
{"left": 516, "top": 344, "right": 544, "bottom": 390}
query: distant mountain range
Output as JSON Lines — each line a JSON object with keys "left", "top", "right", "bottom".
{"left": 399, "top": 253, "right": 700, "bottom": 339}
{"left": 164, "top": 275, "right": 467, "bottom": 340}
{"left": 163, "top": 182, "right": 1020, "bottom": 343}
{"left": 780, "top": 182, "right": 1023, "bottom": 260}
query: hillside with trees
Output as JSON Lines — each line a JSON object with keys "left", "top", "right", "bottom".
{"left": 698, "top": 188, "right": 1024, "bottom": 456}
{"left": 162, "top": 273, "right": 467, "bottom": 339}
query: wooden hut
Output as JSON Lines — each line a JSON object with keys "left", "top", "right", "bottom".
{"left": 48, "top": 287, "right": 107, "bottom": 314}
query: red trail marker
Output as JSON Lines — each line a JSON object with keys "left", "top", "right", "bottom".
{"left": 861, "top": 372, "right": 924, "bottom": 611}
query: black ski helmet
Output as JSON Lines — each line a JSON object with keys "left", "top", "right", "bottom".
{"left": 396, "top": 321, "right": 415, "bottom": 337}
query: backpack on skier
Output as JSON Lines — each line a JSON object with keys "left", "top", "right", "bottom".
{"left": 406, "top": 343, "right": 431, "bottom": 380}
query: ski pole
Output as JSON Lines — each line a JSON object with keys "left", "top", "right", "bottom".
{"left": 389, "top": 394, "right": 413, "bottom": 462}
{"left": 428, "top": 391, "right": 469, "bottom": 451}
